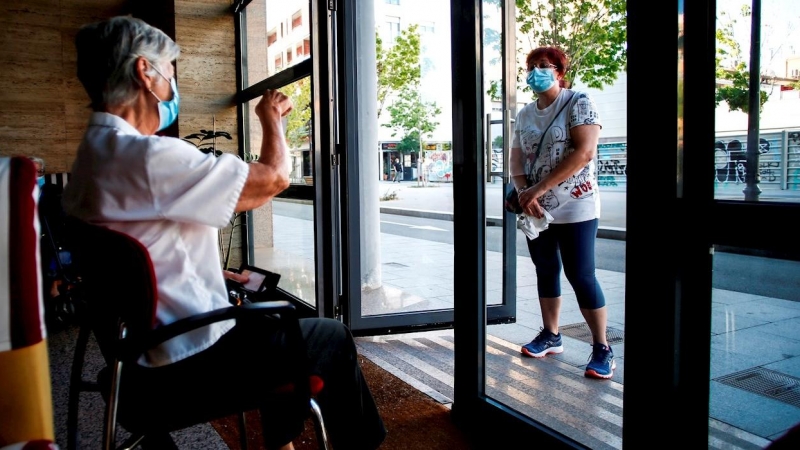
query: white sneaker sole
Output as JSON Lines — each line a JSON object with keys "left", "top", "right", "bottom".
{"left": 521, "top": 345, "right": 564, "bottom": 358}
{"left": 585, "top": 360, "right": 617, "bottom": 379}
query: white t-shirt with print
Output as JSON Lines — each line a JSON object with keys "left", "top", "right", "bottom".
{"left": 62, "top": 112, "right": 249, "bottom": 367}
{"left": 511, "top": 89, "right": 603, "bottom": 224}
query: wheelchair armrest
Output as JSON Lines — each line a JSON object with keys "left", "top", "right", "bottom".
{"left": 119, "top": 300, "right": 296, "bottom": 360}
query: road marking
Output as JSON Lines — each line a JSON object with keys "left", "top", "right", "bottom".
{"left": 410, "top": 225, "right": 447, "bottom": 231}
{"left": 381, "top": 220, "right": 447, "bottom": 231}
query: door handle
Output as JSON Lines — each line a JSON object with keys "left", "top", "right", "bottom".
{"left": 504, "top": 109, "right": 515, "bottom": 183}
{"left": 486, "top": 113, "right": 493, "bottom": 181}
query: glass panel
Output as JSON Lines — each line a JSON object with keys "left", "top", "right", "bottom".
{"left": 484, "top": 0, "right": 628, "bottom": 447}
{"left": 354, "top": 0, "right": 455, "bottom": 317}
{"left": 247, "top": 76, "right": 317, "bottom": 306}
{"left": 243, "top": 0, "right": 311, "bottom": 89}
{"left": 714, "top": 0, "right": 800, "bottom": 202}
{"left": 708, "top": 246, "right": 800, "bottom": 446}
{"left": 709, "top": 0, "right": 800, "bottom": 445}
{"left": 482, "top": 1, "right": 504, "bottom": 309}
{"left": 280, "top": 79, "right": 314, "bottom": 186}
{"left": 484, "top": 119, "right": 504, "bottom": 308}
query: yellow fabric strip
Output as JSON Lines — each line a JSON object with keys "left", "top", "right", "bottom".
{"left": 0, "top": 340, "right": 55, "bottom": 446}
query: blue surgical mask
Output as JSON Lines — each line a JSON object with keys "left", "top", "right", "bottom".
{"left": 149, "top": 65, "right": 180, "bottom": 131}
{"left": 37, "top": 176, "right": 45, "bottom": 188}
{"left": 526, "top": 67, "right": 557, "bottom": 93}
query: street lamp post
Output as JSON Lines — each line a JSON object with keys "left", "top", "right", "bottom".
{"left": 744, "top": 0, "right": 762, "bottom": 201}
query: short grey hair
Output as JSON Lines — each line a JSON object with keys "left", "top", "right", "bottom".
{"left": 75, "top": 16, "right": 180, "bottom": 110}
{"left": 29, "top": 156, "right": 45, "bottom": 170}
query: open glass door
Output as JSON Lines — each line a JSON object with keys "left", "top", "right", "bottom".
{"left": 483, "top": 0, "right": 520, "bottom": 324}
{"left": 338, "top": 0, "right": 458, "bottom": 333}
{"left": 338, "top": 0, "right": 516, "bottom": 336}
{"left": 479, "top": 0, "right": 631, "bottom": 447}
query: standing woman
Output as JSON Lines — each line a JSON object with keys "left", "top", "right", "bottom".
{"left": 510, "top": 46, "right": 614, "bottom": 379}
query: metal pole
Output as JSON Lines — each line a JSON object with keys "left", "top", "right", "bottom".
{"left": 743, "top": 0, "right": 762, "bottom": 201}
{"left": 418, "top": 90, "right": 423, "bottom": 186}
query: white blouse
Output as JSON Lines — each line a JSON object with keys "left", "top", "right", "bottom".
{"left": 63, "top": 112, "right": 249, "bottom": 367}
{"left": 511, "top": 89, "right": 603, "bottom": 224}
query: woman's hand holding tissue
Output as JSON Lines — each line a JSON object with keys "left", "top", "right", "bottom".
{"left": 517, "top": 183, "right": 548, "bottom": 219}
{"left": 517, "top": 210, "right": 554, "bottom": 240}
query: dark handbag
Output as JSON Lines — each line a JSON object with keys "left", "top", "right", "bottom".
{"left": 504, "top": 188, "right": 524, "bottom": 214}
{"left": 503, "top": 91, "right": 576, "bottom": 215}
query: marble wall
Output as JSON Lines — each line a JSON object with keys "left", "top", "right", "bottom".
{"left": 0, "top": 0, "right": 246, "bottom": 265}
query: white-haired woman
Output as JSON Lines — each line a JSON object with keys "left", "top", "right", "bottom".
{"left": 63, "top": 16, "right": 385, "bottom": 450}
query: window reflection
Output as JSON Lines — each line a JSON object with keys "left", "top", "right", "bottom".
{"left": 248, "top": 77, "right": 317, "bottom": 305}
{"left": 713, "top": 0, "right": 800, "bottom": 202}
{"left": 243, "top": 0, "right": 311, "bottom": 88}
{"left": 708, "top": 247, "right": 800, "bottom": 446}
{"left": 279, "top": 79, "right": 313, "bottom": 185}
{"left": 241, "top": 0, "right": 317, "bottom": 306}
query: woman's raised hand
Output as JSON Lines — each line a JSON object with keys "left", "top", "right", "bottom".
{"left": 255, "top": 89, "right": 293, "bottom": 122}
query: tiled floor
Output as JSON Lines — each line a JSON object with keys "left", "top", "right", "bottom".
{"left": 261, "top": 208, "right": 800, "bottom": 449}
{"left": 47, "top": 325, "right": 229, "bottom": 450}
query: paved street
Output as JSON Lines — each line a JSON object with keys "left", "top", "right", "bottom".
{"left": 377, "top": 180, "right": 800, "bottom": 233}
{"left": 377, "top": 180, "right": 626, "bottom": 229}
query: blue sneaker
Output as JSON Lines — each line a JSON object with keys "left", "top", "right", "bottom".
{"left": 521, "top": 328, "right": 563, "bottom": 358}
{"left": 585, "top": 343, "right": 616, "bottom": 379}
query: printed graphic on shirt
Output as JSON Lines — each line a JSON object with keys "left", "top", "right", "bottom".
{"left": 518, "top": 92, "right": 599, "bottom": 212}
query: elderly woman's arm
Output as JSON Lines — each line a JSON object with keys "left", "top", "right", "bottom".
{"left": 235, "top": 89, "right": 293, "bottom": 212}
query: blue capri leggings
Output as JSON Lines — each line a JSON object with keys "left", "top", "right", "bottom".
{"left": 525, "top": 218, "right": 606, "bottom": 310}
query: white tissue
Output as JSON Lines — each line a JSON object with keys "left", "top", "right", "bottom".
{"left": 517, "top": 211, "right": 554, "bottom": 240}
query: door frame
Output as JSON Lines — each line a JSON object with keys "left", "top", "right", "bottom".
{"left": 452, "top": 0, "right": 800, "bottom": 448}
{"left": 234, "top": 0, "right": 338, "bottom": 319}
{"left": 336, "top": 0, "right": 516, "bottom": 335}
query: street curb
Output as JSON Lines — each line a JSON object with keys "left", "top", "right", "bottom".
{"left": 380, "top": 207, "right": 453, "bottom": 222}
{"left": 380, "top": 207, "right": 627, "bottom": 241}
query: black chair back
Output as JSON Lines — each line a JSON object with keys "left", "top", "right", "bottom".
{"left": 68, "top": 219, "right": 158, "bottom": 366}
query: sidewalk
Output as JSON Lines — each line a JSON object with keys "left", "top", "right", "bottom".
{"left": 376, "top": 180, "right": 800, "bottom": 242}
{"left": 377, "top": 180, "right": 627, "bottom": 238}
{"left": 372, "top": 181, "right": 800, "bottom": 448}
{"left": 265, "top": 209, "right": 800, "bottom": 448}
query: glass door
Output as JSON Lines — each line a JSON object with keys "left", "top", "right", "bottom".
{"left": 706, "top": 0, "right": 800, "bottom": 446}
{"left": 483, "top": 0, "right": 520, "bottom": 322}
{"left": 337, "top": 0, "right": 515, "bottom": 334}
{"left": 477, "top": 0, "right": 631, "bottom": 448}
{"left": 468, "top": 0, "right": 800, "bottom": 448}
{"left": 236, "top": 0, "right": 339, "bottom": 317}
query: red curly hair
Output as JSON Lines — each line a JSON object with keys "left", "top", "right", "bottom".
{"left": 526, "top": 46, "right": 570, "bottom": 88}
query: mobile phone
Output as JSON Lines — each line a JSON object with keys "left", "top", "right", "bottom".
{"left": 237, "top": 265, "right": 281, "bottom": 294}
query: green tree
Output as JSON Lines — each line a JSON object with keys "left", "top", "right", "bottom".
{"left": 715, "top": 6, "right": 768, "bottom": 114}
{"left": 492, "top": 135, "right": 503, "bottom": 149}
{"left": 485, "top": 0, "right": 627, "bottom": 94}
{"left": 376, "top": 24, "right": 421, "bottom": 119}
{"left": 396, "top": 133, "right": 421, "bottom": 154}
{"left": 383, "top": 87, "right": 442, "bottom": 156}
{"left": 279, "top": 78, "right": 312, "bottom": 149}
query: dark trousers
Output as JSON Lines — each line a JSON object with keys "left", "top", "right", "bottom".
{"left": 526, "top": 218, "right": 606, "bottom": 310}
{"left": 118, "top": 317, "right": 386, "bottom": 450}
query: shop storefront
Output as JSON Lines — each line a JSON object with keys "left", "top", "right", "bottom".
{"left": 380, "top": 141, "right": 452, "bottom": 182}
